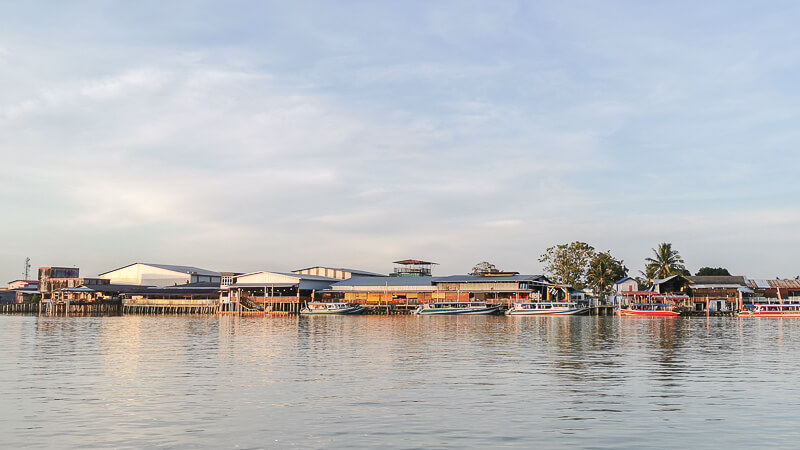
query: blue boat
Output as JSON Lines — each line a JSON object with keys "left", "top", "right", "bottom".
{"left": 300, "top": 302, "right": 365, "bottom": 315}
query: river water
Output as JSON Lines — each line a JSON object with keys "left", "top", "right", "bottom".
{"left": 1, "top": 314, "right": 799, "bottom": 449}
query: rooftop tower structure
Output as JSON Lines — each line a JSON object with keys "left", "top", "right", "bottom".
{"left": 391, "top": 259, "right": 437, "bottom": 277}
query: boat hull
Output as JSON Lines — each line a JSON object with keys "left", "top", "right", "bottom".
{"left": 300, "top": 306, "right": 365, "bottom": 315}
{"left": 506, "top": 308, "right": 589, "bottom": 316}
{"left": 617, "top": 308, "right": 678, "bottom": 316}
{"left": 414, "top": 306, "right": 500, "bottom": 315}
{"left": 738, "top": 311, "right": 800, "bottom": 317}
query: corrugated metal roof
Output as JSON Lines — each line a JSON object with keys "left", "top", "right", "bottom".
{"left": 744, "top": 279, "right": 800, "bottom": 289}
{"left": 770, "top": 279, "right": 800, "bottom": 289}
{"left": 691, "top": 284, "right": 744, "bottom": 289}
{"left": 272, "top": 272, "right": 340, "bottom": 282}
{"left": 292, "top": 267, "right": 385, "bottom": 277}
{"left": 687, "top": 276, "right": 746, "bottom": 285}
{"left": 432, "top": 275, "right": 549, "bottom": 284}
{"left": 233, "top": 272, "right": 340, "bottom": 283}
{"left": 62, "top": 283, "right": 156, "bottom": 294}
{"left": 651, "top": 275, "right": 680, "bottom": 284}
{"left": 393, "top": 259, "right": 438, "bottom": 265}
{"left": 749, "top": 279, "right": 771, "bottom": 289}
{"left": 98, "top": 263, "right": 220, "bottom": 277}
{"left": 332, "top": 276, "right": 430, "bottom": 288}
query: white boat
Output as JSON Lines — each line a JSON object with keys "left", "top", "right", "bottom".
{"left": 300, "top": 302, "right": 365, "bottom": 315}
{"left": 505, "top": 301, "right": 588, "bottom": 316}
{"left": 738, "top": 303, "right": 800, "bottom": 317}
{"left": 413, "top": 301, "right": 500, "bottom": 315}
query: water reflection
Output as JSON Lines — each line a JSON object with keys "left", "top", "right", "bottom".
{"left": 4, "top": 315, "right": 800, "bottom": 448}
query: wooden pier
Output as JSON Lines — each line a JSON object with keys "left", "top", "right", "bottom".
{"left": 590, "top": 305, "right": 616, "bottom": 316}
{"left": 123, "top": 298, "right": 218, "bottom": 315}
{"left": 1, "top": 301, "right": 122, "bottom": 315}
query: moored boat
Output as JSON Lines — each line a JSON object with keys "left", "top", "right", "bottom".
{"left": 413, "top": 301, "right": 500, "bottom": 315}
{"left": 616, "top": 302, "right": 679, "bottom": 316}
{"left": 300, "top": 302, "right": 365, "bottom": 315}
{"left": 738, "top": 303, "right": 800, "bottom": 317}
{"left": 505, "top": 301, "right": 588, "bottom": 315}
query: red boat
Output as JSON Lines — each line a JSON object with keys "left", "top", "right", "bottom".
{"left": 617, "top": 302, "right": 679, "bottom": 316}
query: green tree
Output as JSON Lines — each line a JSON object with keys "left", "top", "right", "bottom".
{"left": 539, "top": 241, "right": 596, "bottom": 289}
{"left": 587, "top": 251, "right": 628, "bottom": 299}
{"left": 695, "top": 267, "right": 730, "bottom": 276}
{"left": 644, "top": 242, "right": 687, "bottom": 280}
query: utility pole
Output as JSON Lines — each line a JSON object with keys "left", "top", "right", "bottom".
{"left": 23, "top": 257, "right": 31, "bottom": 280}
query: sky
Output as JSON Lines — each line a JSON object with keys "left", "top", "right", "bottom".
{"left": 1, "top": 1, "right": 799, "bottom": 281}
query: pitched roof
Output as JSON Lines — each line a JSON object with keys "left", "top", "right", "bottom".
{"left": 99, "top": 263, "right": 220, "bottom": 277}
{"left": 292, "top": 267, "right": 385, "bottom": 277}
{"left": 686, "top": 276, "right": 746, "bottom": 286}
{"left": 332, "top": 276, "right": 431, "bottom": 288}
{"left": 432, "top": 274, "right": 550, "bottom": 284}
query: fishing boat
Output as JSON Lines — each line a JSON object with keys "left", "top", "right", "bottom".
{"left": 505, "top": 301, "right": 588, "bottom": 315}
{"left": 300, "top": 302, "right": 365, "bottom": 315}
{"left": 413, "top": 301, "right": 500, "bottom": 315}
{"left": 616, "top": 302, "right": 679, "bottom": 316}
{"left": 738, "top": 303, "right": 800, "bottom": 317}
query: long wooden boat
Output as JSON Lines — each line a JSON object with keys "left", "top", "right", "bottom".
{"left": 616, "top": 303, "right": 679, "bottom": 316}
{"left": 505, "top": 301, "right": 588, "bottom": 316}
{"left": 413, "top": 301, "right": 500, "bottom": 315}
{"left": 738, "top": 303, "right": 800, "bottom": 317}
{"left": 300, "top": 302, "right": 365, "bottom": 315}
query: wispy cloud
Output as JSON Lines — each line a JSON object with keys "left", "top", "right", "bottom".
{"left": 1, "top": 1, "right": 799, "bottom": 278}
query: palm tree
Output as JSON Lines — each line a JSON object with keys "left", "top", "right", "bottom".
{"left": 587, "top": 251, "right": 628, "bottom": 300}
{"left": 644, "top": 242, "right": 687, "bottom": 280}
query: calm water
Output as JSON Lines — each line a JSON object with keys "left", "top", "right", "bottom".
{"left": 2, "top": 314, "right": 800, "bottom": 449}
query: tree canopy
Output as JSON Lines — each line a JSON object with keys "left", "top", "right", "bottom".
{"left": 539, "top": 241, "right": 596, "bottom": 289}
{"left": 587, "top": 251, "right": 628, "bottom": 297}
{"left": 471, "top": 261, "right": 498, "bottom": 275}
{"left": 644, "top": 242, "right": 687, "bottom": 280}
{"left": 695, "top": 267, "right": 730, "bottom": 276}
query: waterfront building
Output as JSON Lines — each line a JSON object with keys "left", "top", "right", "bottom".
{"left": 292, "top": 266, "right": 384, "bottom": 280}
{"left": 686, "top": 276, "right": 748, "bottom": 312}
{"left": 329, "top": 276, "right": 436, "bottom": 308}
{"left": 38, "top": 267, "right": 109, "bottom": 300}
{"left": 328, "top": 273, "right": 554, "bottom": 309}
{"left": 746, "top": 279, "right": 800, "bottom": 302}
{"left": 98, "top": 263, "right": 221, "bottom": 287}
{"left": 431, "top": 274, "right": 552, "bottom": 307}
{"left": 225, "top": 271, "right": 339, "bottom": 313}
{"left": 58, "top": 283, "right": 153, "bottom": 302}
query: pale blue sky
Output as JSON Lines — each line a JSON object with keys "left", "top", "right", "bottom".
{"left": 1, "top": 1, "right": 799, "bottom": 280}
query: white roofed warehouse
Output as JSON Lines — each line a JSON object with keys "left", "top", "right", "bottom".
{"left": 225, "top": 271, "right": 339, "bottom": 314}
{"left": 98, "top": 263, "right": 221, "bottom": 287}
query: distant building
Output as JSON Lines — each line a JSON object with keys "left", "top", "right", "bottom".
{"left": 686, "top": 276, "right": 748, "bottom": 312}
{"left": 329, "top": 276, "right": 436, "bottom": 306}
{"left": 613, "top": 277, "right": 638, "bottom": 295}
{"left": 747, "top": 279, "right": 800, "bottom": 301}
{"left": 292, "top": 266, "right": 384, "bottom": 280}
{"left": 98, "top": 263, "right": 221, "bottom": 287}
{"left": 328, "top": 273, "right": 553, "bottom": 308}
{"left": 7, "top": 280, "right": 39, "bottom": 290}
{"left": 38, "top": 267, "right": 109, "bottom": 300}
